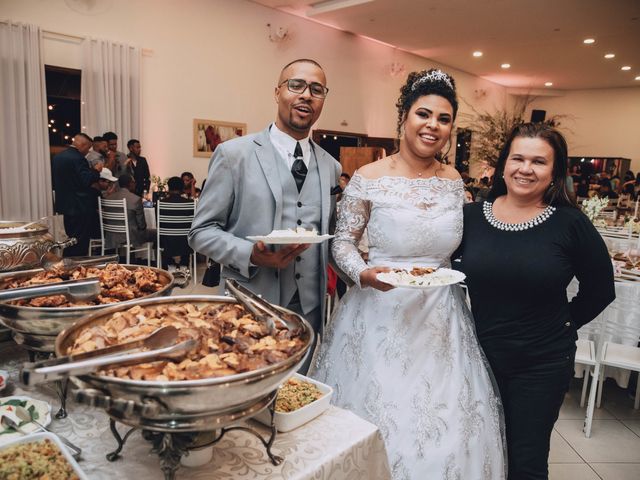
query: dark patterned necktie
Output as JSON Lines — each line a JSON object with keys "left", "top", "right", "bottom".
{"left": 291, "top": 141, "right": 307, "bottom": 193}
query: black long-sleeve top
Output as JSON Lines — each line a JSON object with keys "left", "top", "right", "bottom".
{"left": 457, "top": 201, "right": 615, "bottom": 364}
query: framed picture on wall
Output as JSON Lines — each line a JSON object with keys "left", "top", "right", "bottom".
{"left": 193, "top": 119, "right": 246, "bottom": 157}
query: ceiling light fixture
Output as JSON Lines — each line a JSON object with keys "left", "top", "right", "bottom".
{"left": 621, "top": 66, "right": 631, "bottom": 71}
{"left": 501, "top": 63, "right": 511, "bottom": 69}
{"left": 583, "top": 38, "right": 595, "bottom": 44}
{"left": 307, "top": 0, "right": 374, "bottom": 16}
{"left": 544, "top": 82, "right": 553, "bottom": 87}
{"left": 604, "top": 53, "right": 615, "bottom": 59}
{"left": 473, "top": 51, "right": 483, "bottom": 57}
{"left": 635, "top": 76, "right": 640, "bottom": 81}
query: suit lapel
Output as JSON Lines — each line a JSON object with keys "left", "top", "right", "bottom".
{"left": 254, "top": 128, "right": 283, "bottom": 229}
{"left": 312, "top": 142, "right": 331, "bottom": 235}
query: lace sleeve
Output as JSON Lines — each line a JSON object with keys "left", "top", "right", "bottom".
{"left": 331, "top": 175, "right": 370, "bottom": 287}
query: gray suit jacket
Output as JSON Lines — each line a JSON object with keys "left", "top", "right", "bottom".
{"left": 188, "top": 126, "right": 341, "bottom": 317}
{"left": 104, "top": 187, "right": 147, "bottom": 248}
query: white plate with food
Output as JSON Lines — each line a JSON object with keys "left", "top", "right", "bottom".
{"left": 376, "top": 266, "right": 466, "bottom": 289}
{"left": 0, "top": 432, "right": 88, "bottom": 479}
{"left": 247, "top": 228, "right": 334, "bottom": 245}
{"left": 254, "top": 374, "right": 332, "bottom": 432}
{"left": 0, "top": 396, "right": 52, "bottom": 445}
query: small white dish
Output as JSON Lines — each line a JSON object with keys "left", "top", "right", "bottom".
{"left": 0, "top": 370, "right": 7, "bottom": 392}
{"left": 0, "top": 432, "right": 88, "bottom": 479}
{"left": 254, "top": 373, "right": 333, "bottom": 432}
{"left": 0, "top": 395, "right": 52, "bottom": 445}
{"left": 377, "top": 267, "right": 466, "bottom": 289}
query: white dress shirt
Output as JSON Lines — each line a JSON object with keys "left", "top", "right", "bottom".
{"left": 269, "top": 123, "right": 311, "bottom": 170}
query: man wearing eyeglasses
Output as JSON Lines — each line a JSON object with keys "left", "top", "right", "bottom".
{"left": 189, "top": 59, "right": 341, "bottom": 373}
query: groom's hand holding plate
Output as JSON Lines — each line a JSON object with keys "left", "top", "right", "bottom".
{"left": 250, "top": 241, "right": 310, "bottom": 269}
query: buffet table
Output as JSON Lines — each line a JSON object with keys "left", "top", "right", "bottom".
{"left": 0, "top": 342, "right": 391, "bottom": 480}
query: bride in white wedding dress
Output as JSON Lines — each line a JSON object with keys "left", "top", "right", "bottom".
{"left": 310, "top": 70, "right": 506, "bottom": 479}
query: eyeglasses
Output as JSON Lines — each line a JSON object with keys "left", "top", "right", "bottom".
{"left": 278, "top": 78, "right": 329, "bottom": 99}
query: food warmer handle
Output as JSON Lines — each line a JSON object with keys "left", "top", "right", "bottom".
{"left": 74, "top": 387, "right": 160, "bottom": 418}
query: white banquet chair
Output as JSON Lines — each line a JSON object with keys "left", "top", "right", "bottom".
{"left": 99, "top": 198, "right": 152, "bottom": 265}
{"left": 156, "top": 200, "right": 197, "bottom": 283}
{"left": 583, "top": 281, "right": 640, "bottom": 437}
{"left": 567, "top": 279, "right": 600, "bottom": 407}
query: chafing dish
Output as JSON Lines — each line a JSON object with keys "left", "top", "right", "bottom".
{"left": 0, "top": 221, "right": 75, "bottom": 272}
{"left": 53, "top": 295, "right": 312, "bottom": 432}
{"left": 0, "top": 265, "right": 183, "bottom": 352}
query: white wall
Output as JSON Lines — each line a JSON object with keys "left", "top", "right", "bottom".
{"left": 528, "top": 88, "right": 640, "bottom": 172}
{"left": 2, "top": 0, "right": 506, "bottom": 182}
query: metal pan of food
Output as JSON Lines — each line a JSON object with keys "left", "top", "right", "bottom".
{"left": 0, "top": 264, "right": 187, "bottom": 352}
{"left": 51, "top": 295, "right": 313, "bottom": 431}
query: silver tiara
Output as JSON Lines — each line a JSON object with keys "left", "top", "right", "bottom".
{"left": 411, "top": 69, "right": 454, "bottom": 91}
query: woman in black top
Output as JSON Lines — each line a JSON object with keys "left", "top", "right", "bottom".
{"left": 457, "top": 123, "right": 615, "bottom": 480}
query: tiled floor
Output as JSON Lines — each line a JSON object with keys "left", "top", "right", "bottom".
{"left": 179, "top": 264, "right": 640, "bottom": 479}
{"left": 550, "top": 378, "right": 640, "bottom": 480}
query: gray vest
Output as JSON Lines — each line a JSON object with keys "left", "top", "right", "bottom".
{"left": 275, "top": 148, "right": 322, "bottom": 313}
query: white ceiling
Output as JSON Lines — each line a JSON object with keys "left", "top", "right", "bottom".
{"left": 251, "top": 0, "right": 640, "bottom": 90}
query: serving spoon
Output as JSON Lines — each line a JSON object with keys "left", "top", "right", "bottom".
{"left": 14, "top": 405, "right": 82, "bottom": 459}
{"left": 21, "top": 326, "right": 193, "bottom": 384}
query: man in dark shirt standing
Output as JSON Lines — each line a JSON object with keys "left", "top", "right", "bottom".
{"left": 52, "top": 133, "right": 101, "bottom": 257}
{"left": 126, "top": 139, "right": 151, "bottom": 197}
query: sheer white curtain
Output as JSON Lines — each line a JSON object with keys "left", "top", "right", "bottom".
{"left": 0, "top": 22, "right": 52, "bottom": 221}
{"left": 81, "top": 38, "right": 140, "bottom": 142}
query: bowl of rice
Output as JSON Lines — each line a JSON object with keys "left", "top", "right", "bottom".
{"left": 254, "top": 374, "right": 332, "bottom": 432}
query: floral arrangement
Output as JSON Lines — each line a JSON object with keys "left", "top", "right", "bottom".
{"left": 582, "top": 196, "right": 609, "bottom": 223}
{"left": 459, "top": 95, "right": 569, "bottom": 170}
{"left": 151, "top": 175, "right": 167, "bottom": 192}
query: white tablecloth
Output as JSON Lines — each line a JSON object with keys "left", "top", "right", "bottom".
{"left": 570, "top": 278, "right": 640, "bottom": 388}
{"left": 144, "top": 207, "right": 156, "bottom": 230}
{"left": 0, "top": 343, "right": 391, "bottom": 480}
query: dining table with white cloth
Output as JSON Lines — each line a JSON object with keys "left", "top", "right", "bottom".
{"left": 0, "top": 342, "right": 391, "bottom": 480}
{"left": 144, "top": 205, "right": 156, "bottom": 230}
{"left": 570, "top": 277, "right": 640, "bottom": 388}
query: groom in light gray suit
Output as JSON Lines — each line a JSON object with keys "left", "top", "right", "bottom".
{"left": 189, "top": 59, "right": 341, "bottom": 373}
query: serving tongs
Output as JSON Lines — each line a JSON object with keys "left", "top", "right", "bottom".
{"left": 224, "top": 279, "right": 295, "bottom": 334}
{"left": 0, "top": 277, "right": 101, "bottom": 303}
{"left": 21, "top": 326, "right": 196, "bottom": 384}
{"left": 40, "top": 252, "right": 119, "bottom": 273}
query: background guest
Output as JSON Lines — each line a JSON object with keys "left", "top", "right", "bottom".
{"left": 51, "top": 133, "right": 101, "bottom": 256}
{"left": 126, "top": 139, "right": 151, "bottom": 197}
{"left": 181, "top": 171, "right": 200, "bottom": 199}
{"left": 103, "top": 131, "right": 128, "bottom": 177}
{"left": 457, "top": 122, "right": 615, "bottom": 479}
{"left": 104, "top": 174, "right": 155, "bottom": 254}
{"left": 86, "top": 135, "right": 108, "bottom": 169}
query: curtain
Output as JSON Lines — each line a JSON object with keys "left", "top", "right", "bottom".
{"left": 81, "top": 38, "right": 140, "bottom": 143}
{"left": 0, "top": 22, "right": 52, "bottom": 221}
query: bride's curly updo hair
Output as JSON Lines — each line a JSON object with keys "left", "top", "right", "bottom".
{"left": 395, "top": 68, "right": 458, "bottom": 138}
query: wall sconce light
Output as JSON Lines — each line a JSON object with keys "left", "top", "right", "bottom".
{"left": 389, "top": 61, "right": 406, "bottom": 78}
{"left": 267, "top": 23, "right": 289, "bottom": 43}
